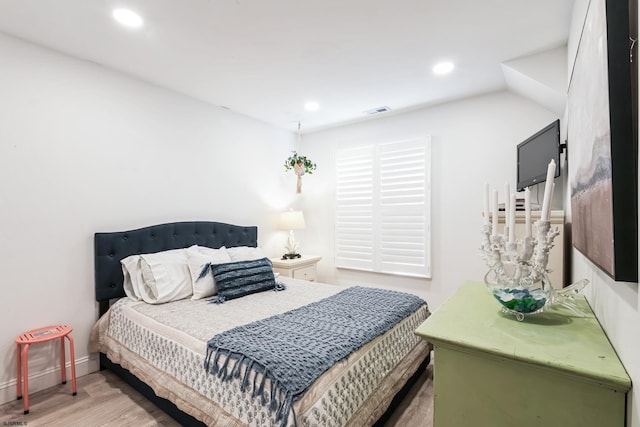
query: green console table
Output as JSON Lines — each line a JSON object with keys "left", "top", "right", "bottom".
{"left": 415, "top": 282, "right": 631, "bottom": 427}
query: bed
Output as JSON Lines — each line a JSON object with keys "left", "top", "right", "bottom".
{"left": 91, "top": 221, "right": 431, "bottom": 426}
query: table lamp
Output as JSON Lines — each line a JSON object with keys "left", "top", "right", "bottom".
{"left": 279, "top": 210, "right": 306, "bottom": 259}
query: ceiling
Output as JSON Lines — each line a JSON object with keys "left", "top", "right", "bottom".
{"left": 0, "top": 0, "right": 575, "bottom": 133}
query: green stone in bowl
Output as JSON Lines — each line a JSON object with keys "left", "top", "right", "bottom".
{"left": 492, "top": 288, "right": 547, "bottom": 314}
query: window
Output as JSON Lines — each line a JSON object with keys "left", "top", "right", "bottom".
{"left": 335, "top": 137, "right": 431, "bottom": 278}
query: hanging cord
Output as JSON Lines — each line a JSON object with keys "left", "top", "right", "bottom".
{"left": 297, "top": 121, "right": 302, "bottom": 153}
{"left": 631, "top": 37, "right": 637, "bottom": 63}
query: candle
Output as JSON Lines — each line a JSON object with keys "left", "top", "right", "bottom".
{"left": 508, "top": 193, "right": 516, "bottom": 243}
{"left": 503, "top": 182, "right": 510, "bottom": 238}
{"left": 548, "top": 183, "right": 555, "bottom": 220}
{"left": 524, "top": 188, "right": 531, "bottom": 237}
{"left": 504, "top": 182, "right": 511, "bottom": 239}
{"left": 483, "top": 182, "right": 489, "bottom": 225}
{"left": 492, "top": 189, "right": 498, "bottom": 236}
{"left": 504, "top": 182, "right": 510, "bottom": 219}
{"left": 540, "top": 159, "right": 556, "bottom": 221}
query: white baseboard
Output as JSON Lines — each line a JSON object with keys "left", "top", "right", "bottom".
{"left": 0, "top": 355, "right": 100, "bottom": 405}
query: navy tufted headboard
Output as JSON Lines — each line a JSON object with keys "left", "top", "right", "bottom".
{"left": 94, "top": 221, "right": 258, "bottom": 314}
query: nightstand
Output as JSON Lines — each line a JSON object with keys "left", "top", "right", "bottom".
{"left": 271, "top": 255, "right": 322, "bottom": 281}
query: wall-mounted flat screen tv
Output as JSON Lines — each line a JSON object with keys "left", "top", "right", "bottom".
{"left": 516, "top": 119, "right": 561, "bottom": 191}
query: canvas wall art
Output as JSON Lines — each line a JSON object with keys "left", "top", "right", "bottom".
{"left": 567, "top": 0, "right": 637, "bottom": 282}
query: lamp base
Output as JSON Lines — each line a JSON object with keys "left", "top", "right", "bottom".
{"left": 282, "top": 253, "right": 302, "bottom": 260}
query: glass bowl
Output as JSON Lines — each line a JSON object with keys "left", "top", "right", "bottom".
{"left": 484, "top": 262, "right": 553, "bottom": 321}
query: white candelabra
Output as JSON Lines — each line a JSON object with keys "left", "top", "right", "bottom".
{"left": 481, "top": 160, "right": 588, "bottom": 321}
{"left": 480, "top": 219, "right": 559, "bottom": 290}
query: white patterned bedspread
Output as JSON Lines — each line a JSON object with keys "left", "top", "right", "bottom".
{"left": 91, "top": 278, "right": 431, "bottom": 427}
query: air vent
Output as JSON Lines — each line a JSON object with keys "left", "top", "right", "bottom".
{"left": 364, "top": 106, "right": 392, "bottom": 115}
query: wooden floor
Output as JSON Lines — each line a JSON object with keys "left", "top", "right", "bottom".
{"left": 0, "top": 358, "right": 433, "bottom": 426}
{"left": 381, "top": 357, "right": 434, "bottom": 427}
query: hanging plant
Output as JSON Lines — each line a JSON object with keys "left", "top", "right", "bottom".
{"left": 284, "top": 122, "right": 317, "bottom": 194}
{"left": 284, "top": 151, "right": 317, "bottom": 175}
{"left": 284, "top": 151, "right": 317, "bottom": 194}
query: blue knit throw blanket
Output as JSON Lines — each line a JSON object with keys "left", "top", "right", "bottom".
{"left": 204, "top": 286, "right": 427, "bottom": 427}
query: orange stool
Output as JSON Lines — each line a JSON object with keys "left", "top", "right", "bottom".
{"left": 16, "top": 325, "right": 77, "bottom": 414}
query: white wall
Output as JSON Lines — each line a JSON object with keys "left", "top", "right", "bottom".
{"left": 298, "top": 92, "right": 560, "bottom": 309}
{"left": 0, "top": 33, "right": 298, "bottom": 402}
{"left": 566, "top": 1, "right": 640, "bottom": 426}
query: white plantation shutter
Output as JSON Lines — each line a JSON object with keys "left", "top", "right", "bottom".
{"left": 335, "top": 146, "right": 375, "bottom": 271}
{"left": 335, "top": 137, "right": 431, "bottom": 278}
{"left": 378, "top": 139, "right": 430, "bottom": 276}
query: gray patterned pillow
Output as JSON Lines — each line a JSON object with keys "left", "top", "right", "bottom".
{"left": 209, "top": 257, "right": 280, "bottom": 303}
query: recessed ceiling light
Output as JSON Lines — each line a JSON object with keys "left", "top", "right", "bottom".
{"left": 113, "top": 9, "right": 144, "bottom": 28}
{"left": 433, "top": 61, "right": 455, "bottom": 75}
{"left": 304, "top": 101, "right": 319, "bottom": 112}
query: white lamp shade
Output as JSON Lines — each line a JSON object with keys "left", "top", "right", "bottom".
{"left": 279, "top": 210, "right": 306, "bottom": 230}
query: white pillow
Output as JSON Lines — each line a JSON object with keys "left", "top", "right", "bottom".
{"left": 187, "top": 245, "right": 232, "bottom": 300}
{"left": 138, "top": 248, "right": 193, "bottom": 304}
{"left": 121, "top": 255, "right": 143, "bottom": 301}
{"left": 226, "top": 246, "right": 266, "bottom": 261}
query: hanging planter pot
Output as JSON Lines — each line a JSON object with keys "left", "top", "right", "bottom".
{"left": 284, "top": 151, "right": 316, "bottom": 193}
{"left": 283, "top": 122, "right": 317, "bottom": 194}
